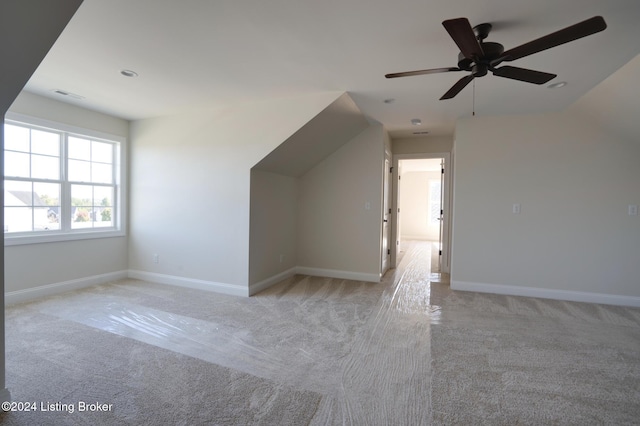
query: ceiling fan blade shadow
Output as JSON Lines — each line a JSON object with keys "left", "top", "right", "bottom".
{"left": 492, "top": 66, "right": 556, "bottom": 84}
{"left": 442, "top": 18, "right": 484, "bottom": 60}
{"left": 385, "top": 67, "right": 462, "bottom": 78}
{"left": 497, "top": 16, "right": 606, "bottom": 63}
{"left": 440, "top": 74, "right": 475, "bottom": 100}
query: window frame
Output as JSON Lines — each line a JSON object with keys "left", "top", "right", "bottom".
{"left": 4, "top": 112, "right": 127, "bottom": 246}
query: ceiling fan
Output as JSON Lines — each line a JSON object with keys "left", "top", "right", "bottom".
{"left": 385, "top": 16, "right": 607, "bottom": 100}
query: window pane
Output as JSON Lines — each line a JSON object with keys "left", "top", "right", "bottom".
{"left": 3, "top": 182, "right": 60, "bottom": 233}
{"left": 4, "top": 124, "right": 30, "bottom": 152}
{"left": 94, "top": 186, "right": 113, "bottom": 207}
{"left": 4, "top": 207, "right": 32, "bottom": 233}
{"left": 34, "top": 207, "right": 57, "bottom": 231}
{"left": 92, "top": 141, "right": 113, "bottom": 164}
{"left": 32, "top": 154, "right": 60, "bottom": 180}
{"left": 92, "top": 163, "right": 113, "bottom": 183}
{"left": 71, "top": 184, "right": 92, "bottom": 228}
{"left": 5, "top": 180, "right": 32, "bottom": 206}
{"left": 69, "top": 159, "right": 91, "bottom": 182}
{"left": 34, "top": 182, "right": 61, "bottom": 228}
{"left": 34, "top": 182, "right": 61, "bottom": 207}
{"left": 4, "top": 151, "right": 30, "bottom": 178}
{"left": 68, "top": 136, "right": 91, "bottom": 160}
{"left": 31, "top": 129, "right": 60, "bottom": 156}
{"left": 94, "top": 186, "right": 114, "bottom": 227}
{"left": 71, "top": 184, "right": 92, "bottom": 206}
{"left": 95, "top": 207, "right": 113, "bottom": 227}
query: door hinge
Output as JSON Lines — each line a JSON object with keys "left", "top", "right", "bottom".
{"left": 439, "top": 250, "right": 442, "bottom": 256}
{"left": 441, "top": 168, "right": 444, "bottom": 174}
{"left": 390, "top": 167, "right": 393, "bottom": 173}
{"left": 387, "top": 249, "right": 391, "bottom": 255}
{"left": 388, "top": 208, "right": 392, "bottom": 214}
{"left": 440, "top": 209, "right": 444, "bottom": 215}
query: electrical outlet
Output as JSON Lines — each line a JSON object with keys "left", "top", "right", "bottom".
{"left": 512, "top": 203, "right": 521, "bottom": 214}
{"left": 153, "top": 254, "right": 159, "bottom": 264}
{"left": 629, "top": 205, "right": 638, "bottom": 216}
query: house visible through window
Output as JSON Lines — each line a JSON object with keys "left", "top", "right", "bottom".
{"left": 3, "top": 117, "right": 124, "bottom": 243}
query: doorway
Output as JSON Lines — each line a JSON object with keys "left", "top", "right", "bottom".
{"left": 380, "top": 149, "right": 392, "bottom": 275}
{"left": 391, "top": 153, "right": 451, "bottom": 274}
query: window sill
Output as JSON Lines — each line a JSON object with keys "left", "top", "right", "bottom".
{"left": 4, "top": 229, "right": 126, "bottom": 246}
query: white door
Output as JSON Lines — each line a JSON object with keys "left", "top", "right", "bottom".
{"left": 437, "top": 159, "right": 445, "bottom": 272}
{"left": 381, "top": 153, "right": 392, "bottom": 274}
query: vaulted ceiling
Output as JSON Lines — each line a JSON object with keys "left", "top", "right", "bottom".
{"left": 23, "top": 0, "right": 640, "bottom": 138}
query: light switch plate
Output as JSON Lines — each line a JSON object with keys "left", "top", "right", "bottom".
{"left": 512, "top": 203, "right": 521, "bottom": 214}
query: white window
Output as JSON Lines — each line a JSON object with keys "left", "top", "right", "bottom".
{"left": 4, "top": 114, "right": 126, "bottom": 245}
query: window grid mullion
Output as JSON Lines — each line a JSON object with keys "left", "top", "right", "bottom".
{"left": 61, "top": 133, "right": 71, "bottom": 232}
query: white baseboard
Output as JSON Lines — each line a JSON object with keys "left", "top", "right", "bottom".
{"left": 4, "top": 267, "right": 380, "bottom": 304}
{"left": 5, "top": 270, "right": 129, "bottom": 305}
{"left": 296, "top": 267, "right": 380, "bottom": 283}
{"left": 127, "top": 270, "right": 248, "bottom": 297}
{"left": 451, "top": 280, "right": 640, "bottom": 308}
{"left": 249, "top": 267, "right": 297, "bottom": 296}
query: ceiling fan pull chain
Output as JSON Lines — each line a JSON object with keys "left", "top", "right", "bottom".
{"left": 472, "top": 79, "right": 476, "bottom": 116}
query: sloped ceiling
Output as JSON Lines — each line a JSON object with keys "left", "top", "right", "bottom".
{"left": 0, "top": 0, "right": 83, "bottom": 112}
{"left": 252, "top": 93, "right": 370, "bottom": 177}
{"left": 569, "top": 53, "right": 640, "bottom": 142}
{"left": 21, "top": 0, "right": 640, "bottom": 138}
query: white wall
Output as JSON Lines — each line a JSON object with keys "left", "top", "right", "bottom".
{"left": 393, "top": 135, "right": 453, "bottom": 155}
{"left": 249, "top": 170, "right": 298, "bottom": 288}
{"left": 128, "top": 92, "right": 342, "bottom": 293}
{"left": 9, "top": 92, "right": 128, "bottom": 137}
{"left": 451, "top": 109, "right": 640, "bottom": 305}
{"left": 400, "top": 171, "right": 441, "bottom": 240}
{"left": 297, "top": 125, "right": 385, "bottom": 281}
{"left": 5, "top": 92, "right": 129, "bottom": 296}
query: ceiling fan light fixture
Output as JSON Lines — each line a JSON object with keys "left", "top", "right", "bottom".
{"left": 411, "top": 118, "right": 422, "bottom": 126}
{"left": 547, "top": 81, "right": 567, "bottom": 89}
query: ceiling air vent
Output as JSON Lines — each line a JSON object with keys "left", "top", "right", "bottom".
{"left": 52, "top": 89, "right": 84, "bottom": 100}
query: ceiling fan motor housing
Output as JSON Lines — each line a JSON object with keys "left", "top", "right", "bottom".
{"left": 457, "top": 41, "right": 505, "bottom": 73}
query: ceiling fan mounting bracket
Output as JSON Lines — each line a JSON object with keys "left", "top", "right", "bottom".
{"left": 473, "top": 23, "right": 492, "bottom": 41}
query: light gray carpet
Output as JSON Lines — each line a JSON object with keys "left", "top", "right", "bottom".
{"left": 430, "top": 291, "right": 640, "bottom": 425}
{"left": 2, "top": 307, "right": 321, "bottom": 425}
